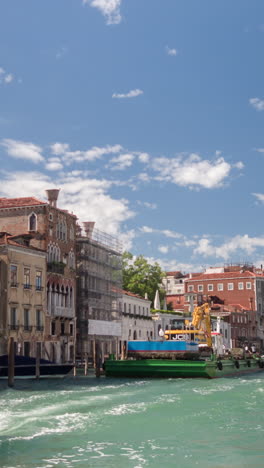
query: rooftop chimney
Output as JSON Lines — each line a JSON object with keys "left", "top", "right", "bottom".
{"left": 83, "top": 222, "right": 95, "bottom": 238}
{"left": 45, "top": 189, "right": 60, "bottom": 208}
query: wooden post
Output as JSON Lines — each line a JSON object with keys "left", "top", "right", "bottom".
{"left": 93, "top": 338, "right": 96, "bottom": 369}
{"left": 95, "top": 342, "right": 101, "bottom": 378}
{"left": 84, "top": 353, "right": 88, "bottom": 376}
{"left": 8, "top": 337, "right": 15, "bottom": 388}
{"left": 36, "top": 345, "right": 40, "bottom": 380}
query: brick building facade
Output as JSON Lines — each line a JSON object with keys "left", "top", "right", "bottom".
{"left": 0, "top": 190, "right": 77, "bottom": 363}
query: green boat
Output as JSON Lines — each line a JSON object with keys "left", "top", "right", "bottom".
{"left": 104, "top": 355, "right": 264, "bottom": 379}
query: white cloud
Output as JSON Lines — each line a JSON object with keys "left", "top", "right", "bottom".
{"left": 194, "top": 235, "right": 264, "bottom": 260}
{"left": 0, "top": 170, "right": 135, "bottom": 238}
{"left": 50, "top": 142, "right": 123, "bottom": 163}
{"left": 137, "top": 201, "right": 157, "bottom": 210}
{"left": 252, "top": 192, "right": 264, "bottom": 203}
{"left": 249, "top": 97, "right": 264, "bottom": 111}
{"left": 151, "top": 153, "right": 242, "bottom": 189}
{"left": 165, "top": 46, "right": 177, "bottom": 56}
{"left": 83, "top": 0, "right": 122, "bottom": 25}
{"left": 108, "top": 153, "right": 134, "bottom": 170}
{"left": 0, "top": 67, "right": 15, "bottom": 85}
{"left": 112, "top": 89, "right": 143, "bottom": 99}
{"left": 140, "top": 226, "right": 182, "bottom": 239}
{"left": 1, "top": 139, "right": 44, "bottom": 163}
{"left": 138, "top": 172, "right": 151, "bottom": 182}
{"left": 45, "top": 158, "right": 63, "bottom": 171}
{"left": 158, "top": 245, "right": 169, "bottom": 254}
{"left": 138, "top": 152, "right": 150, "bottom": 163}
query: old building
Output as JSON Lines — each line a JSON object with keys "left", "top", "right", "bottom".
{"left": 0, "top": 190, "right": 77, "bottom": 363}
{"left": 162, "top": 271, "right": 186, "bottom": 312}
{"left": 120, "top": 290, "right": 153, "bottom": 345}
{"left": 184, "top": 265, "right": 264, "bottom": 349}
{"left": 0, "top": 232, "right": 46, "bottom": 358}
{"left": 76, "top": 222, "right": 123, "bottom": 363}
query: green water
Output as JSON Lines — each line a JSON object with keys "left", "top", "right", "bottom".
{"left": 0, "top": 375, "right": 264, "bottom": 468}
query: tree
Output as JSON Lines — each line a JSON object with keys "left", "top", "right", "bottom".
{"left": 122, "top": 251, "right": 165, "bottom": 305}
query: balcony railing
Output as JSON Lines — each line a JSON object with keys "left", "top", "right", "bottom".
{"left": 23, "top": 325, "right": 33, "bottom": 331}
{"left": 10, "top": 282, "right": 18, "bottom": 288}
{"left": 36, "top": 325, "right": 44, "bottom": 332}
{"left": 51, "top": 306, "right": 75, "bottom": 318}
{"left": 9, "top": 324, "right": 19, "bottom": 330}
{"left": 47, "top": 262, "right": 65, "bottom": 275}
{"left": 35, "top": 285, "right": 43, "bottom": 291}
{"left": 23, "top": 284, "right": 32, "bottom": 290}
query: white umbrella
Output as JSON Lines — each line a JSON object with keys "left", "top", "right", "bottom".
{"left": 154, "top": 289, "right": 161, "bottom": 310}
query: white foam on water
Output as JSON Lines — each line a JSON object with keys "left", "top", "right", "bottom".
{"left": 105, "top": 401, "right": 147, "bottom": 416}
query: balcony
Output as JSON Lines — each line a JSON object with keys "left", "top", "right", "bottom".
{"left": 23, "top": 284, "right": 32, "bottom": 290}
{"left": 9, "top": 324, "right": 19, "bottom": 331}
{"left": 36, "top": 325, "right": 44, "bottom": 332}
{"left": 10, "top": 282, "right": 19, "bottom": 288}
{"left": 23, "top": 325, "right": 33, "bottom": 331}
{"left": 51, "top": 306, "right": 75, "bottom": 318}
{"left": 47, "top": 262, "right": 65, "bottom": 275}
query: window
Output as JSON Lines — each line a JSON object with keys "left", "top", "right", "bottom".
{"left": 70, "top": 323, "right": 74, "bottom": 336}
{"left": 10, "top": 265, "right": 17, "bottom": 286}
{"left": 51, "top": 321, "right": 56, "bottom": 336}
{"left": 24, "top": 268, "right": 30, "bottom": 289}
{"left": 61, "top": 322, "right": 65, "bottom": 335}
{"left": 198, "top": 285, "right": 203, "bottom": 292}
{"left": 208, "top": 284, "right": 213, "bottom": 292}
{"left": 139, "top": 306, "right": 141, "bottom": 314}
{"left": 143, "top": 307, "right": 145, "bottom": 315}
{"left": 24, "top": 342, "right": 30, "bottom": 357}
{"left": 238, "top": 282, "right": 244, "bottom": 290}
{"left": 217, "top": 283, "right": 223, "bottom": 291}
{"left": 228, "top": 283, "right": 234, "bottom": 290}
{"left": 246, "top": 282, "right": 251, "bottom": 290}
{"left": 10, "top": 307, "right": 17, "bottom": 329}
{"left": 128, "top": 304, "right": 131, "bottom": 313}
{"left": 188, "top": 285, "right": 194, "bottom": 292}
{"left": 49, "top": 213, "right": 53, "bottom": 221}
{"left": 36, "top": 271, "right": 42, "bottom": 290}
{"left": 124, "top": 303, "right": 127, "bottom": 313}
{"left": 29, "top": 213, "right": 37, "bottom": 231}
{"left": 36, "top": 310, "right": 42, "bottom": 331}
{"left": 24, "top": 309, "right": 30, "bottom": 330}
{"left": 134, "top": 305, "right": 136, "bottom": 314}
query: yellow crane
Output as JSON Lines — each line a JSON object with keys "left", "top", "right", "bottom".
{"left": 191, "top": 302, "right": 212, "bottom": 348}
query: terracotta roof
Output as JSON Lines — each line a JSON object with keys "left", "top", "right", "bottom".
{"left": 0, "top": 197, "right": 46, "bottom": 209}
{"left": 186, "top": 270, "right": 257, "bottom": 281}
{"left": 122, "top": 289, "right": 150, "bottom": 301}
{"left": 0, "top": 232, "right": 45, "bottom": 253}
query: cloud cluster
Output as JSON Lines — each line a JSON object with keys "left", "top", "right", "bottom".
{"left": 0, "top": 67, "right": 14, "bottom": 84}
{"left": 194, "top": 235, "right": 264, "bottom": 260}
{"left": 50, "top": 142, "right": 122, "bottom": 163}
{"left": 151, "top": 153, "right": 243, "bottom": 189}
{"left": 0, "top": 170, "right": 135, "bottom": 242}
{"left": 249, "top": 97, "right": 264, "bottom": 111}
{"left": 112, "top": 89, "right": 143, "bottom": 99}
{"left": 165, "top": 46, "right": 177, "bottom": 56}
{"left": 83, "top": 0, "right": 122, "bottom": 25}
{"left": 1, "top": 139, "right": 44, "bottom": 163}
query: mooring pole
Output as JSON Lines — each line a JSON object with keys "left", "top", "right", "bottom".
{"left": 36, "top": 345, "right": 40, "bottom": 379}
{"left": 8, "top": 337, "right": 15, "bottom": 388}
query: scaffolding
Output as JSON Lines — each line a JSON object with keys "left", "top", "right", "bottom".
{"left": 76, "top": 225, "right": 123, "bottom": 359}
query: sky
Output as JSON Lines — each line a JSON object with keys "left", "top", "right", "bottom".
{"left": 1, "top": 0, "right": 264, "bottom": 273}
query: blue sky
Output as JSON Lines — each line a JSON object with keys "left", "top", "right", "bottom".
{"left": 1, "top": 0, "right": 264, "bottom": 272}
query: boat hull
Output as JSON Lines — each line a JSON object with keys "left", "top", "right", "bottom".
{"left": 0, "top": 355, "right": 73, "bottom": 378}
{"left": 104, "top": 358, "right": 264, "bottom": 379}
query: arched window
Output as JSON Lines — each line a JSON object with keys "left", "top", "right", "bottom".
{"left": 29, "top": 213, "right": 37, "bottom": 231}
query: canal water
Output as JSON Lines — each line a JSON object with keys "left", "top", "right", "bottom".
{"left": 0, "top": 374, "right": 264, "bottom": 468}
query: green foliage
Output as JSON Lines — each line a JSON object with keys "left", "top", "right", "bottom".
{"left": 150, "top": 308, "right": 181, "bottom": 316}
{"left": 122, "top": 251, "right": 165, "bottom": 305}
{"left": 167, "top": 301, "right": 174, "bottom": 311}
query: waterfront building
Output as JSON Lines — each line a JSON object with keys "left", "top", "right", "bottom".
{"left": 76, "top": 222, "right": 123, "bottom": 363}
{"left": 120, "top": 290, "right": 153, "bottom": 346}
{"left": 162, "top": 271, "right": 187, "bottom": 312}
{"left": 184, "top": 265, "right": 264, "bottom": 349}
{"left": 0, "top": 190, "right": 77, "bottom": 363}
{"left": 0, "top": 232, "right": 46, "bottom": 358}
